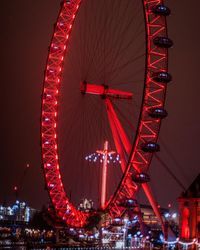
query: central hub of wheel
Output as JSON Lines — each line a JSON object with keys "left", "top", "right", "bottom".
{"left": 80, "top": 81, "right": 133, "bottom": 99}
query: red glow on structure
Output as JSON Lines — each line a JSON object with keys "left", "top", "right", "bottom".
{"left": 100, "top": 141, "right": 109, "bottom": 209}
{"left": 80, "top": 81, "right": 133, "bottom": 99}
{"left": 106, "top": 1, "right": 170, "bottom": 233}
{"left": 41, "top": 0, "right": 88, "bottom": 227}
{"left": 41, "top": 0, "right": 170, "bottom": 228}
{"left": 105, "top": 98, "right": 165, "bottom": 231}
{"left": 86, "top": 142, "right": 119, "bottom": 209}
{"left": 181, "top": 207, "right": 190, "bottom": 239}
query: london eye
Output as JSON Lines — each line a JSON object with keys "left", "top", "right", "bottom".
{"left": 41, "top": 0, "right": 172, "bottom": 228}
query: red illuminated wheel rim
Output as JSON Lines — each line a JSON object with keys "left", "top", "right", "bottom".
{"left": 41, "top": 0, "right": 171, "bottom": 227}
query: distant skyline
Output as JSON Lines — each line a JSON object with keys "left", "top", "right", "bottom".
{"left": 1, "top": 0, "right": 200, "bottom": 210}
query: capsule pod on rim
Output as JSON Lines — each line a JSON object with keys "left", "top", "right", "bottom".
{"left": 141, "top": 142, "right": 160, "bottom": 152}
{"left": 132, "top": 172, "right": 150, "bottom": 183}
{"left": 149, "top": 107, "right": 168, "bottom": 119}
{"left": 152, "top": 72, "right": 172, "bottom": 83}
{"left": 153, "top": 36, "right": 173, "bottom": 48}
{"left": 152, "top": 4, "right": 171, "bottom": 16}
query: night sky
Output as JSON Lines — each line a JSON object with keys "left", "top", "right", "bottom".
{"left": 1, "top": 0, "right": 200, "bottom": 210}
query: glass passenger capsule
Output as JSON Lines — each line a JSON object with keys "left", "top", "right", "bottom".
{"left": 152, "top": 4, "right": 171, "bottom": 16}
{"left": 119, "top": 198, "right": 138, "bottom": 208}
{"left": 149, "top": 108, "right": 168, "bottom": 119}
{"left": 153, "top": 36, "right": 173, "bottom": 48}
{"left": 152, "top": 72, "right": 172, "bottom": 83}
{"left": 111, "top": 218, "right": 124, "bottom": 226}
{"left": 141, "top": 142, "right": 160, "bottom": 152}
{"left": 132, "top": 172, "right": 150, "bottom": 183}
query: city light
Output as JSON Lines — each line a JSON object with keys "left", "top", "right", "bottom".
{"left": 172, "top": 213, "right": 177, "bottom": 219}
{"left": 85, "top": 152, "right": 121, "bottom": 164}
{"left": 0, "top": 200, "right": 36, "bottom": 223}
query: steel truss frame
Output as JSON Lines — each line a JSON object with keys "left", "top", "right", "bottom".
{"left": 41, "top": 0, "right": 170, "bottom": 227}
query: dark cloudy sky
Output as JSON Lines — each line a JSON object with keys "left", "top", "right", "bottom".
{"left": 1, "top": 0, "right": 200, "bottom": 210}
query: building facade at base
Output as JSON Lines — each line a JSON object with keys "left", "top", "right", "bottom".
{"left": 178, "top": 174, "right": 200, "bottom": 241}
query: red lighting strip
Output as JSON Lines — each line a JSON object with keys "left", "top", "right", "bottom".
{"left": 80, "top": 81, "right": 133, "bottom": 99}
{"left": 41, "top": 0, "right": 88, "bottom": 227}
{"left": 106, "top": 0, "right": 170, "bottom": 231}
{"left": 105, "top": 98, "right": 164, "bottom": 230}
{"left": 41, "top": 0, "right": 170, "bottom": 228}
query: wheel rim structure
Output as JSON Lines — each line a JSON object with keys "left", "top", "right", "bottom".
{"left": 41, "top": 0, "right": 171, "bottom": 227}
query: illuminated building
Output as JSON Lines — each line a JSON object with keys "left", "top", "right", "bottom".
{"left": 178, "top": 174, "right": 200, "bottom": 241}
{"left": 78, "top": 198, "right": 94, "bottom": 212}
{"left": 0, "top": 201, "right": 36, "bottom": 223}
{"left": 141, "top": 204, "right": 169, "bottom": 227}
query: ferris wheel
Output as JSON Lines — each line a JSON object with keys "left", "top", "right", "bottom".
{"left": 41, "top": 0, "right": 172, "bottom": 228}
